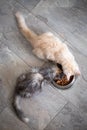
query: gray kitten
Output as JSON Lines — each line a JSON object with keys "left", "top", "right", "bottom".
{"left": 13, "top": 63, "right": 59, "bottom": 123}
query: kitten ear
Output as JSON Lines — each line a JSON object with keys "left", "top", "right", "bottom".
{"left": 75, "top": 70, "right": 81, "bottom": 76}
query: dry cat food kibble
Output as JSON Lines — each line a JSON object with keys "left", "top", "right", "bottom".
{"left": 54, "top": 64, "right": 74, "bottom": 86}
{"left": 54, "top": 74, "right": 74, "bottom": 86}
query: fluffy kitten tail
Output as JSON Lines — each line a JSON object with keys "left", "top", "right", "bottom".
{"left": 15, "top": 12, "right": 37, "bottom": 47}
{"left": 13, "top": 94, "right": 29, "bottom": 123}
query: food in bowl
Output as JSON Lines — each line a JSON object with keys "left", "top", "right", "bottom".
{"left": 54, "top": 73, "right": 74, "bottom": 86}
{"left": 53, "top": 63, "right": 74, "bottom": 87}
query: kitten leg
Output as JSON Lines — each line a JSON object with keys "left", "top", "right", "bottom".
{"left": 32, "top": 48, "right": 45, "bottom": 60}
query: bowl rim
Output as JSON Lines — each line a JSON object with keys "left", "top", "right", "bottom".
{"left": 51, "top": 75, "right": 76, "bottom": 90}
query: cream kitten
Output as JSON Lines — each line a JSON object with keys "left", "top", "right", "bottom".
{"left": 15, "top": 12, "right": 81, "bottom": 80}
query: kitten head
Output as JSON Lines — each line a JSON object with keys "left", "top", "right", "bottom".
{"left": 63, "top": 60, "right": 81, "bottom": 80}
{"left": 55, "top": 44, "right": 81, "bottom": 80}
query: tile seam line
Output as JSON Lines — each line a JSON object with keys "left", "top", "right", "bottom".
{"left": 0, "top": 106, "right": 33, "bottom": 130}
{"left": 5, "top": 0, "right": 87, "bottom": 58}
{"left": 43, "top": 102, "right": 69, "bottom": 130}
{"left": 15, "top": 0, "right": 42, "bottom": 12}
{"left": 13, "top": 3, "right": 87, "bottom": 83}
{"left": 27, "top": 7, "right": 87, "bottom": 57}
{"left": 2, "top": 0, "right": 87, "bottom": 83}
{"left": 66, "top": 100, "right": 87, "bottom": 123}
{"left": 0, "top": 105, "right": 8, "bottom": 115}
{"left": 57, "top": 89, "right": 87, "bottom": 118}
{"left": 44, "top": 99, "right": 87, "bottom": 130}
{"left": 14, "top": 0, "right": 87, "bottom": 57}
{"left": 9, "top": 1, "right": 87, "bottom": 80}
{"left": 13, "top": 0, "right": 66, "bottom": 39}
{"left": 2, "top": 32, "right": 33, "bottom": 68}
{"left": 64, "top": 40, "right": 87, "bottom": 58}
{"left": 50, "top": 79, "right": 87, "bottom": 108}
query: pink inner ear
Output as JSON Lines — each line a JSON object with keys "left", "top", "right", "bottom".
{"left": 76, "top": 70, "right": 81, "bottom": 76}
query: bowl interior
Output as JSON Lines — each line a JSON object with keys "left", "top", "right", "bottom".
{"left": 52, "top": 75, "right": 75, "bottom": 89}
{"left": 52, "top": 63, "right": 76, "bottom": 89}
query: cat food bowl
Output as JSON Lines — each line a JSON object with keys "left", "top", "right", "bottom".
{"left": 52, "top": 63, "right": 76, "bottom": 89}
{"left": 52, "top": 75, "right": 76, "bottom": 89}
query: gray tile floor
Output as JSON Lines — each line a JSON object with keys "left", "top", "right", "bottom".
{"left": 0, "top": 0, "right": 87, "bottom": 130}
